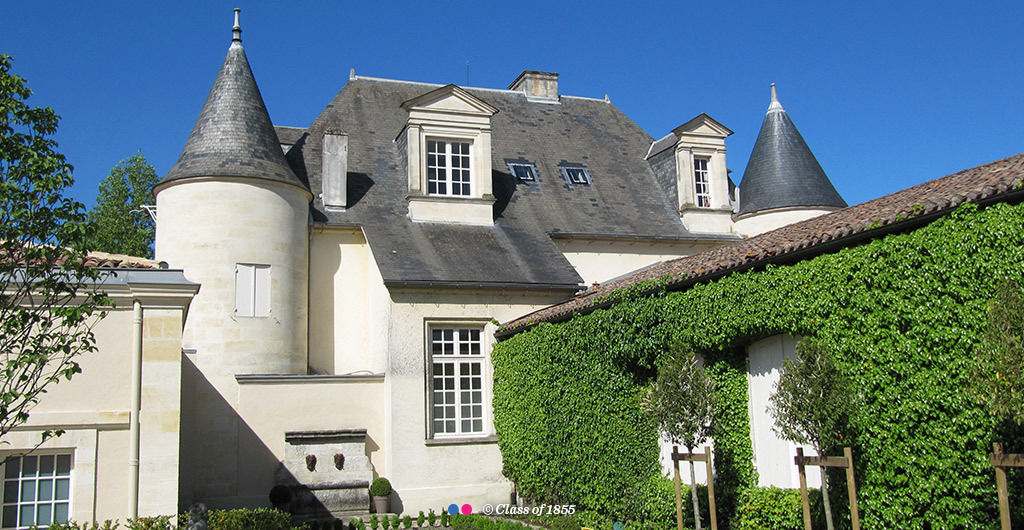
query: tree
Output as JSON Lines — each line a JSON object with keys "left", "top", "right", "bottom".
{"left": 0, "top": 54, "right": 109, "bottom": 446}
{"left": 768, "top": 339, "right": 856, "bottom": 530}
{"left": 973, "top": 280, "right": 1024, "bottom": 426}
{"left": 644, "top": 342, "right": 716, "bottom": 530}
{"left": 86, "top": 151, "right": 158, "bottom": 258}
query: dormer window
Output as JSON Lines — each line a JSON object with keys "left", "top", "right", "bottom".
{"left": 507, "top": 162, "right": 537, "bottom": 181}
{"left": 694, "top": 156, "right": 711, "bottom": 208}
{"left": 561, "top": 165, "right": 591, "bottom": 185}
{"left": 428, "top": 140, "right": 472, "bottom": 196}
{"left": 400, "top": 84, "right": 499, "bottom": 225}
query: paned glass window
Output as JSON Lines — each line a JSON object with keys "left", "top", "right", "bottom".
{"left": 507, "top": 162, "right": 536, "bottom": 181}
{"left": 427, "top": 140, "right": 472, "bottom": 196}
{"left": 1, "top": 454, "right": 72, "bottom": 530}
{"left": 560, "top": 166, "right": 591, "bottom": 185}
{"left": 694, "top": 157, "right": 711, "bottom": 208}
{"left": 430, "top": 328, "right": 484, "bottom": 435}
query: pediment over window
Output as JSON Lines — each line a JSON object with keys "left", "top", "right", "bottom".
{"left": 401, "top": 84, "right": 499, "bottom": 117}
{"left": 672, "top": 113, "right": 734, "bottom": 139}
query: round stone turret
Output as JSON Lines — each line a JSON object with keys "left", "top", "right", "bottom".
{"left": 735, "top": 85, "right": 846, "bottom": 237}
{"left": 154, "top": 10, "right": 311, "bottom": 375}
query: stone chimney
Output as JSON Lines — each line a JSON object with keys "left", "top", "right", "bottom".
{"left": 509, "top": 70, "right": 559, "bottom": 100}
{"left": 322, "top": 130, "right": 348, "bottom": 210}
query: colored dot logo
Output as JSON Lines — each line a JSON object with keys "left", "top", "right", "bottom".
{"left": 447, "top": 503, "right": 473, "bottom": 515}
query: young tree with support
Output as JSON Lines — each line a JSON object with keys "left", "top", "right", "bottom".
{"left": 972, "top": 280, "right": 1024, "bottom": 529}
{"left": 644, "top": 342, "right": 716, "bottom": 530}
{"left": 768, "top": 339, "right": 857, "bottom": 530}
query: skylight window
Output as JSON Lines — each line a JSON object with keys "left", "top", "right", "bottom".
{"left": 560, "top": 165, "right": 591, "bottom": 185}
{"left": 507, "top": 162, "right": 537, "bottom": 181}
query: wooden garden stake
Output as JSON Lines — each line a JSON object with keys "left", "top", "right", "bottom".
{"left": 796, "top": 447, "right": 812, "bottom": 530}
{"left": 991, "top": 442, "right": 1024, "bottom": 530}
{"left": 672, "top": 445, "right": 684, "bottom": 530}
{"left": 704, "top": 446, "right": 718, "bottom": 530}
{"left": 795, "top": 447, "right": 861, "bottom": 530}
{"left": 671, "top": 445, "right": 719, "bottom": 530}
{"left": 844, "top": 447, "right": 860, "bottom": 530}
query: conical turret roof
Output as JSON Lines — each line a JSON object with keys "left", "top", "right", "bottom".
{"left": 738, "top": 85, "right": 845, "bottom": 216}
{"left": 158, "top": 11, "right": 304, "bottom": 191}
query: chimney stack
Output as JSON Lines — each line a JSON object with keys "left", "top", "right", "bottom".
{"left": 322, "top": 130, "right": 348, "bottom": 210}
{"left": 509, "top": 70, "right": 559, "bottom": 100}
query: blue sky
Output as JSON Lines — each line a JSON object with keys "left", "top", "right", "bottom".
{"left": 3, "top": 1, "right": 1022, "bottom": 209}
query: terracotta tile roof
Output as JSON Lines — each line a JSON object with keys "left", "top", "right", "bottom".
{"left": 499, "top": 152, "right": 1024, "bottom": 337}
{"left": 80, "top": 251, "right": 164, "bottom": 269}
{"left": 1, "top": 244, "right": 165, "bottom": 270}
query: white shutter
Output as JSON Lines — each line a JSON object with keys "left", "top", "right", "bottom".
{"left": 234, "top": 264, "right": 254, "bottom": 317}
{"left": 254, "top": 265, "right": 271, "bottom": 317}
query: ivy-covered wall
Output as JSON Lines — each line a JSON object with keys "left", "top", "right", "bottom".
{"left": 493, "top": 202, "right": 1024, "bottom": 529}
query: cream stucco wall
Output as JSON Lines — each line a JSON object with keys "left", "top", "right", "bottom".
{"left": 309, "top": 227, "right": 390, "bottom": 375}
{"left": 155, "top": 178, "right": 311, "bottom": 505}
{"left": 230, "top": 376, "right": 387, "bottom": 507}
{"left": 3, "top": 285, "right": 192, "bottom": 523}
{"left": 553, "top": 238, "right": 726, "bottom": 285}
{"left": 734, "top": 207, "right": 839, "bottom": 238}
{"left": 383, "top": 289, "right": 571, "bottom": 513}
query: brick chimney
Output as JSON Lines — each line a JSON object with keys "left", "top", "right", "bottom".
{"left": 509, "top": 70, "right": 559, "bottom": 100}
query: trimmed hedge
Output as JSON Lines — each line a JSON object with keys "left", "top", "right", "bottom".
{"left": 734, "top": 487, "right": 824, "bottom": 530}
{"left": 494, "top": 201, "right": 1024, "bottom": 528}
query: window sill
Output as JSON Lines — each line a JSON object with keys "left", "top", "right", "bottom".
{"left": 424, "top": 435, "right": 498, "bottom": 447}
{"left": 407, "top": 195, "right": 494, "bottom": 225}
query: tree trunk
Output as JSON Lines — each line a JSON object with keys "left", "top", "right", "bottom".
{"left": 689, "top": 458, "right": 702, "bottom": 530}
{"left": 820, "top": 466, "right": 834, "bottom": 530}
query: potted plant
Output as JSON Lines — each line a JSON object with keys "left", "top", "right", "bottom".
{"left": 370, "top": 477, "right": 392, "bottom": 514}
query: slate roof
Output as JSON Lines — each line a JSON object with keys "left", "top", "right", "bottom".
{"left": 499, "top": 152, "right": 1024, "bottom": 335}
{"left": 287, "top": 77, "right": 727, "bottom": 288}
{"left": 738, "top": 89, "right": 846, "bottom": 215}
{"left": 158, "top": 38, "right": 304, "bottom": 191}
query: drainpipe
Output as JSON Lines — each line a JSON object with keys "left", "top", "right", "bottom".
{"left": 129, "top": 299, "right": 143, "bottom": 519}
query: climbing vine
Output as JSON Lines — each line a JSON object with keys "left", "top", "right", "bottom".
{"left": 493, "top": 201, "right": 1024, "bottom": 529}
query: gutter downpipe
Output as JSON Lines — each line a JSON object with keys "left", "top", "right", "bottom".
{"left": 129, "top": 299, "right": 143, "bottom": 519}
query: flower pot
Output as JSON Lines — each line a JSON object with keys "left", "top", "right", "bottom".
{"left": 373, "top": 494, "right": 389, "bottom": 514}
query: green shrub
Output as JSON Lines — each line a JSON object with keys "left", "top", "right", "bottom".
{"left": 403, "top": 515, "right": 412, "bottom": 529}
{"left": 734, "top": 487, "right": 826, "bottom": 530}
{"left": 441, "top": 509, "right": 450, "bottom": 527}
{"left": 417, "top": 512, "right": 426, "bottom": 527}
{"left": 370, "top": 477, "right": 392, "bottom": 497}
{"left": 548, "top": 516, "right": 580, "bottom": 530}
{"left": 370, "top": 515, "right": 379, "bottom": 530}
{"left": 125, "top": 517, "right": 173, "bottom": 530}
{"left": 207, "top": 508, "right": 301, "bottom": 530}
{"left": 391, "top": 515, "right": 400, "bottom": 529}
{"left": 427, "top": 510, "right": 437, "bottom": 527}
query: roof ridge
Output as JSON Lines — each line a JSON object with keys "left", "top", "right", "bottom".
{"left": 500, "top": 152, "right": 1024, "bottom": 335}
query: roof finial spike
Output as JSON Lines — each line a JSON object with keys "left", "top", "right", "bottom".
{"left": 232, "top": 8, "right": 242, "bottom": 45}
{"left": 768, "top": 82, "right": 785, "bottom": 112}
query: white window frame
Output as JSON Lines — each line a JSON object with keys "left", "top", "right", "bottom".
{"left": 693, "top": 156, "right": 711, "bottom": 208}
{"left": 560, "top": 165, "right": 591, "bottom": 185}
{"left": 426, "top": 139, "right": 473, "bottom": 197}
{"left": 235, "top": 263, "right": 271, "bottom": 318}
{"left": 427, "top": 325, "right": 489, "bottom": 438}
{"left": 1, "top": 453, "right": 73, "bottom": 530}
{"left": 507, "top": 162, "right": 537, "bottom": 181}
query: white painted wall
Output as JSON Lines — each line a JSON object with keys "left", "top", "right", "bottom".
{"left": 746, "top": 334, "right": 820, "bottom": 488}
{"left": 734, "top": 207, "right": 839, "bottom": 238}
{"left": 553, "top": 239, "right": 724, "bottom": 286}
{"left": 309, "top": 227, "right": 390, "bottom": 375}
